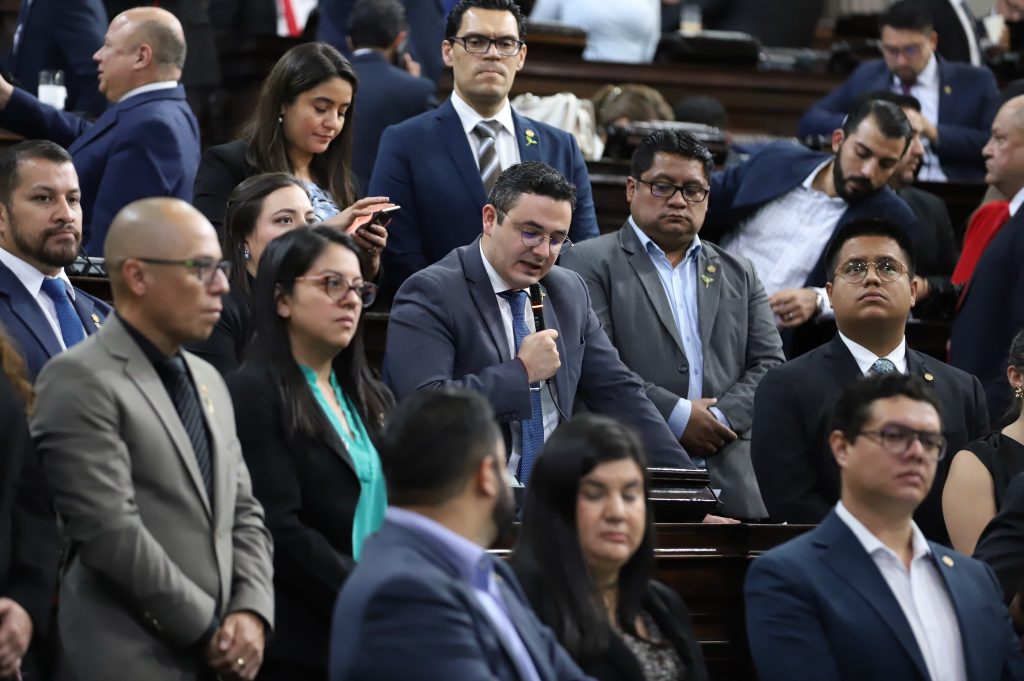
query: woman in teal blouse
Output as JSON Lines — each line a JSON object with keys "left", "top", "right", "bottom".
{"left": 225, "top": 226, "right": 392, "bottom": 680}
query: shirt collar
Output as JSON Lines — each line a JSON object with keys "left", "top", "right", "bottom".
{"left": 835, "top": 500, "right": 931, "bottom": 563}
{"left": 386, "top": 507, "right": 493, "bottom": 590}
{"left": 0, "top": 246, "right": 75, "bottom": 300}
{"left": 118, "top": 80, "right": 178, "bottom": 103}
{"left": 451, "top": 91, "right": 515, "bottom": 139}
{"left": 894, "top": 53, "right": 938, "bottom": 89}
{"left": 802, "top": 158, "right": 836, "bottom": 192}
{"left": 837, "top": 330, "right": 908, "bottom": 374}
{"left": 1010, "top": 186, "right": 1024, "bottom": 217}
{"left": 479, "top": 240, "right": 518, "bottom": 294}
{"left": 627, "top": 216, "right": 702, "bottom": 265}
{"left": 116, "top": 312, "right": 178, "bottom": 365}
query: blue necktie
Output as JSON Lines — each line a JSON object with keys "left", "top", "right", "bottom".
{"left": 498, "top": 290, "right": 544, "bottom": 484}
{"left": 870, "top": 358, "right": 898, "bottom": 375}
{"left": 40, "top": 277, "right": 85, "bottom": 348}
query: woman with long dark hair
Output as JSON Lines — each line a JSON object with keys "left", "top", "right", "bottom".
{"left": 511, "top": 414, "right": 708, "bottom": 681}
{"left": 944, "top": 329, "right": 1024, "bottom": 554}
{"left": 194, "top": 42, "right": 388, "bottom": 276}
{"left": 225, "top": 226, "right": 392, "bottom": 679}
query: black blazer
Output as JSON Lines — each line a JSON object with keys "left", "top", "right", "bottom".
{"left": 225, "top": 362, "right": 365, "bottom": 669}
{"left": 513, "top": 565, "right": 708, "bottom": 681}
{"left": 0, "top": 371, "right": 59, "bottom": 670}
{"left": 899, "top": 185, "right": 960, "bottom": 320}
{"left": 975, "top": 471, "right": 1024, "bottom": 602}
{"left": 193, "top": 139, "right": 259, "bottom": 234}
{"left": 185, "top": 284, "right": 251, "bottom": 375}
{"left": 752, "top": 334, "right": 990, "bottom": 545}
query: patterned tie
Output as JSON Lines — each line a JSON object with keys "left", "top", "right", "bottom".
{"left": 870, "top": 358, "right": 898, "bottom": 375}
{"left": 40, "top": 277, "right": 86, "bottom": 348}
{"left": 474, "top": 120, "right": 503, "bottom": 193}
{"left": 161, "top": 356, "right": 214, "bottom": 502}
{"left": 498, "top": 290, "right": 544, "bottom": 484}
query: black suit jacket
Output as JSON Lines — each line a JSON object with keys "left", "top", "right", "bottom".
{"left": 899, "top": 185, "right": 960, "bottom": 319}
{"left": 192, "top": 139, "right": 260, "bottom": 234}
{"left": 185, "top": 285, "right": 251, "bottom": 375}
{"left": 975, "top": 471, "right": 1024, "bottom": 602}
{"left": 752, "top": 334, "right": 990, "bottom": 544}
{"left": 226, "top": 362, "right": 365, "bottom": 670}
{"left": 925, "top": 0, "right": 982, "bottom": 66}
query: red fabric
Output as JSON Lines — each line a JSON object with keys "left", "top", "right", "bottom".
{"left": 951, "top": 200, "right": 1011, "bottom": 286}
{"left": 279, "top": 0, "right": 301, "bottom": 37}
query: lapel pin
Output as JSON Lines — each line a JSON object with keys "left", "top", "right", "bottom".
{"left": 200, "top": 384, "right": 215, "bottom": 415}
{"left": 943, "top": 85, "right": 952, "bottom": 95}
{"left": 524, "top": 129, "right": 538, "bottom": 146}
{"left": 707, "top": 264, "right": 717, "bottom": 274}
{"left": 923, "top": 372, "right": 934, "bottom": 382}
{"left": 941, "top": 555, "right": 954, "bottom": 567}
{"left": 91, "top": 312, "right": 102, "bottom": 329}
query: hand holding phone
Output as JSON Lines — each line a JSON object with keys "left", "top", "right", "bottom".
{"left": 347, "top": 203, "right": 400, "bottom": 234}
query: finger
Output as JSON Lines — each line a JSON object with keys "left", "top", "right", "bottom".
{"left": 353, "top": 196, "right": 389, "bottom": 207}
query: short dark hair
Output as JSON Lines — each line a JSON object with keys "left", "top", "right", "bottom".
{"left": 488, "top": 161, "right": 577, "bottom": 215}
{"left": 831, "top": 373, "right": 942, "bottom": 441}
{"left": 348, "top": 0, "right": 406, "bottom": 49}
{"left": 879, "top": 0, "right": 933, "bottom": 34}
{"left": 511, "top": 414, "right": 653, "bottom": 660}
{"left": 630, "top": 130, "right": 714, "bottom": 182}
{"left": 841, "top": 98, "right": 913, "bottom": 154}
{"left": 824, "top": 216, "right": 917, "bottom": 282}
{"left": 673, "top": 94, "right": 728, "bottom": 129}
{"left": 0, "top": 139, "right": 74, "bottom": 208}
{"left": 445, "top": 0, "right": 526, "bottom": 41}
{"left": 381, "top": 389, "right": 502, "bottom": 506}
{"left": 857, "top": 90, "right": 921, "bottom": 113}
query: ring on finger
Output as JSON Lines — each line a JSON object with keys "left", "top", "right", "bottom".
{"left": 236, "top": 658, "right": 245, "bottom": 668}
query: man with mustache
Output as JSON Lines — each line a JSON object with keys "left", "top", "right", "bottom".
{"left": 559, "top": 130, "right": 784, "bottom": 520}
{"left": 747, "top": 373, "right": 1023, "bottom": 681}
{"left": 704, "top": 98, "right": 918, "bottom": 356}
{"left": 0, "top": 140, "right": 110, "bottom": 379}
{"left": 751, "top": 216, "right": 989, "bottom": 544}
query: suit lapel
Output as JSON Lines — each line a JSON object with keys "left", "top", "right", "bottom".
{"left": 826, "top": 334, "right": 866, "bottom": 381}
{"left": 71, "top": 291, "right": 103, "bottom": 336}
{"left": 930, "top": 544, "right": 980, "bottom": 678}
{"left": 438, "top": 100, "right": 489, "bottom": 206}
{"left": 537, "top": 277, "right": 571, "bottom": 416}
{"left": 0, "top": 264, "right": 62, "bottom": 357}
{"left": 68, "top": 105, "right": 120, "bottom": 153}
{"left": 319, "top": 415, "right": 357, "bottom": 474}
{"left": 512, "top": 110, "right": 541, "bottom": 164}
{"left": 620, "top": 226, "right": 685, "bottom": 355}
{"left": 817, "top": 513, "right": 931, "bottom": 679}
{"left": 463, "top": 243, "right": 512, "bottom": 364}
{"left": 495, "top": 570, "right": 554, "bottom": 680}
{"left": 696, "top": 244, "right": 721, "bottom": 351}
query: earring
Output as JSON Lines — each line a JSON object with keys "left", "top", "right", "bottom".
{"left": 277, "top": 114, "right": 283, "bottom": 125}
{"left": 242, "top": 246, "right": 251, "bottom": 261}
{"left": 1015, "top": 384, "right": 1023, "bottom": 399}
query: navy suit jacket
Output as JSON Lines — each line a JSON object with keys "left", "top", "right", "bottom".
{"left": 350, "top": 51, "right": 438, "bottom": 193}
{"left": 0, "top": 261, "right": 111, "bottom": 379}
{"left": 4, "top": 0, "right": 108, "bottom": 117}
{"left": 384, "top": 239, "right": 694, "bottom": 469}
{"left": 950, "top": 211, "right": 1024, "bottom": 423}
{"left": 0, "top": 84, "right": 200, "bottom": 251}
{"left": 370, "top": 97, "right": 600, "bottom": 299}
{"left": 745, "top": 510, "right": 1024, "bottom": 681}
{"left": 329, "top": 518, "right": 593, "bottom": 681}
{"left": 798, "top": 57, "right": 999, "bottom": 182}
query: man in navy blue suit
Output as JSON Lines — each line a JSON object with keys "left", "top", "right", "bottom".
{"left": 347, "top": 0, "right": 438, "bottom": 192}
{"left": 330, "top": 388, "right": 593, "bottom": 681}
{"left": 0, "top": 6, "right": 200, "bottom": 252}
{"left": 0, "top": 141, "right": 110, "bottom": 379}
{"left": 799, "top": 0, "right": 998, "bottom": 182}
{"left": 3, "top": 0, "right": 108, "bottom": 118}
{"left": 370, "top": 0, "right": 599, "bottom": 300}
{"left": 746, "top": 373, "right": 1024, "bottom": 681}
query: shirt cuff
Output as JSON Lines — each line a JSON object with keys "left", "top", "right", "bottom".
{"left": 709, "top": 405, "right": 730, "bottom": 429}
{"left": 667, "top": 398, "right": 692, "bottom": 440}
{"left": 812, "top": 286, "right": 834, "bottom": 322}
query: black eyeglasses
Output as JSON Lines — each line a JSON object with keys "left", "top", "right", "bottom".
{"left": 857, "top": 424, "right": 947, "bottom": 461}
{"left": 448, "top": 34, "right": 525, "bottom": 56}
{"left": 135, "top": 257, "right": 231, "bottom": 286}
{"left": 835, "top": 258, "right": 908, "bottom": 284}
{"left": 497, "top": 209, "right": 573, "bottom": 254}
{"left": 293, "top": 274, "right": 378, "bottom": 307}
{"left": 635, "top": 179, "right": 710, "bottom": 203}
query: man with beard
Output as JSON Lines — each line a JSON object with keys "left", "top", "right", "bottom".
{"left": 329, "top": 388, "right": 592, "bottom": 681}
{"left": 0, "top": 140, "right": 110, "bottom": 378}
{"left": 703, "top": 98, "right": 918, "bottom": 355}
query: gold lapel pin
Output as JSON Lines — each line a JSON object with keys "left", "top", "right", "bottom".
{"left": 707, "top": 264, "right": 717, "bottom": 274}
{"left": 943, "top": 85, "right": 952, "bottom": 95}
{"left": 923, "top": 372, "right": 934, "bottom": 382}
{"left": 91, "top": 312, "right": 101, "bottom": 328}
{"left": 941, "top": 555, "right": 954, "bottom": 567}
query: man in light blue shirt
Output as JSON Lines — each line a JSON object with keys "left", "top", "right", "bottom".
{"left": 329, "top": 388, "right": 594, "bottom": 681}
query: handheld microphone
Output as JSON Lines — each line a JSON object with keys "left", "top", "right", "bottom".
{"left": 529, "top": 283, "right": 545, "bottom": 332}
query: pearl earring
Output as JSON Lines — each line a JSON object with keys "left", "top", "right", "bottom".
{"left": 243, "top": 246, "right": 251, "bottom": 260}
{"left": 277, "top": 114, "right": 283, "bottom": 124}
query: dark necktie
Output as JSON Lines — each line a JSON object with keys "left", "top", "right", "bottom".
{"left": 474, "top": 120, "right": 503, "bottom": 193}
{"left": 870, "top": 358, "right": 898, "bottom": 375}
{"left": 899, "top": 79, "right": 915, "bottom": 96}
{"left": 498, "top": 290, "right": 544, "bottom": 484}
{"left": 161, "top": 356, "right": 214, "bottom": 502}
{"left": 40, "top": 277, "right": 86, "bottom": 348}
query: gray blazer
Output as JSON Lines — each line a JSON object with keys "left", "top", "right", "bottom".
{"left": 30, "top": 315, "right": 274, "bottom": 681}
{"left": 560, "top": 224, "right": 784, "bottom": 518}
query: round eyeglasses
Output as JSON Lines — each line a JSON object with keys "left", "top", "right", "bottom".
{"left": 496, "top": 209, "right": 573, "bottom": 254}
{"left": 835, "top": 258, "right": 908, "bottom": 284}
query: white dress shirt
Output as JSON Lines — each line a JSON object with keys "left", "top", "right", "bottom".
{"left": 949, "top": 0, "right": 982, "bottom": 66}
{"left": 1009, "top": 185, "right": 1024, "bottom": 218}
{"left": 451, "top": 92, "right": 521, "bottom": 180}
{"left": 479, "top": 243, "right": 559, "bottom": 476}
{"left": 117, "top": 80, "right": 178, "bottom": 103}
{"left": 838, "top": 331, "right": 909, "bottom": 375}
{"left": 0, "top": 247, "right": 79, "bottom": 350}
{"left": 892, "top": 54, "right": 947, "bottom": 182}
{"left": 835, "top": 502, "right": 968, "bottom": 681}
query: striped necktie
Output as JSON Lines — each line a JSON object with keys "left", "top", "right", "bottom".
{"left": 474, "top": 120, "right": 503, "bottom": 193}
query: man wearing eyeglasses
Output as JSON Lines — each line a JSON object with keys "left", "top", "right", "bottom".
{"left": 751, "top": 216, "right": 989, "bottom": 545}
{"left": 799, "top": 0, "right": 998, "bottom": 183}
{"left": 559, "top": 130, "right": 783, "bottom": 520}
{"left": 386, "top": 161, "right": 698, "bottom": 486}
{"left": 30, "top": 197, "right": 274, "bottom": 681}
{"left": 746, "top": 372, "right": 1024, "bottom": 681}
{"left": 368, "top": 0, "right": 599, "bottom": 302}
{"left": 0, "top": 139, "right": 111, "bottom": 380}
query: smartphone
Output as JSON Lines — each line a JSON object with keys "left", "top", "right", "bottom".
{"left": 347, "top": 203, "right": 400, "bottom": 234}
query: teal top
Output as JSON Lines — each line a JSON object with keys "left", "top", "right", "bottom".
{"left": 300, "top": 365, "right": 386, "bottom": 560}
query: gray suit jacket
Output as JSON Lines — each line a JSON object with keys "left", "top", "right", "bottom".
{"left": 560, "top": 224, "right": 784, "bottom": 518}
{"left": 30, "top": 315, "right": 274, "bottom": 681}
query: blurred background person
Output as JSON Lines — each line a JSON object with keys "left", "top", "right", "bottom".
{"left": 529, "top": 0, "right": 660, "bottom": 63}
{"left": 187, "top": 173, "right": 316, "bottom": 374}
{"left": 591, "top": 83, "right": 673, "bottom": 145}
{"left": 511, "top": 414, "right": 709, "bottom": 681}
{"left": 227, "top": 226, "right": 392, "bottom": 681}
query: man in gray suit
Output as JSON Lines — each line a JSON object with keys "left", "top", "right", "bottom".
{"left": 560, "top": 131, "right": 784, "bottom": 519}
{"left": 30, "top": 198, "right": 274, "bottom": 680}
